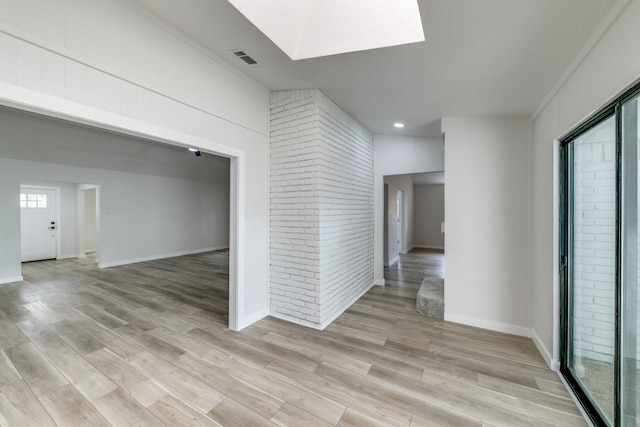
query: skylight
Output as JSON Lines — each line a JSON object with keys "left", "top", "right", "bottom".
{"left": 227, "top": 0, "right": 425, "bottom": 60}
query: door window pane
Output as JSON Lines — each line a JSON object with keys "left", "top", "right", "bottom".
{"left": 622, "top": 94, "right": 639, "bottom": 426}
{"left": 20, "top": 193, "right": 47, "bottom": 209}
{"left": 569, "top": 115, "right": 616, "bottom": 424}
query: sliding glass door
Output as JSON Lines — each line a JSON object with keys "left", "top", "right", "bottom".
{"left": 561, "top": 85, "right": 640, "bottom": 426}
{"left": 620, "top": 93, "right": 638, "bottom": 427}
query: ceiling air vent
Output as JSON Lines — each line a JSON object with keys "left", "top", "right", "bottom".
{"left": 231, "top": 49, "right": 258, "bottom": 66}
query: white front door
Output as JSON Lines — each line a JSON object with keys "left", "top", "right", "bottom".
{"left": 20, "top": 188, "right": 58, "bottom": 262}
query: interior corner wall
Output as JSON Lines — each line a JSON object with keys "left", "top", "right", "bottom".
{"left": 413, "top": 184, "right": 445, "bottom": 250}
{"left": 373, "top": 135, "right": 444, "bottom": 283}
{"left": 383, "top": 175, "right": 414, "bottom": 264}
{"left": 531, "top": 0, "right": 640, "bottom": 368}
{"left": 0, "top": 0, "right": 269, "bottom": 322}
{"left": 442, "top": 116, "right": 531, "bottom": 336}
{"left": 269, "top": 89, "right": 374, "bottom": 329}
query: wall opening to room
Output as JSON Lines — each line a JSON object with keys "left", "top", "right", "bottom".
{"left": 382, "top": 172, "right": 445, "bottom": 279}
{"left": 3, "top": 106, "right": 237, "bottom": 329}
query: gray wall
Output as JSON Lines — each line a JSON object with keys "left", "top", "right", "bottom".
{"left": 413, "top": 184, "right": 445, "bottom": 250}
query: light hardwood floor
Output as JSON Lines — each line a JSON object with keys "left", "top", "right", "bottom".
{"left": 0, "top": 250, "right": 585, "bottom": 426}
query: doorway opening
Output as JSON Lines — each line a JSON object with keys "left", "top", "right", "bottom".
{"left": 382, "top": 172, "right": 445, "bottom": 304}
{"left": 3, "top": 103, "right": 244, "bottom": 330}
{"left": 80, "top": 185, "right": 99, "bottom": 263}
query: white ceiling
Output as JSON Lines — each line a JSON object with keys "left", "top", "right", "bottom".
{"left": 130, "top": 0, "right": 618, "bottom": 137}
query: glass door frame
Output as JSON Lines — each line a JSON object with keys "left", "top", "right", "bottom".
{"left": 559, "top": 82, "right": 640, "bottom": 427}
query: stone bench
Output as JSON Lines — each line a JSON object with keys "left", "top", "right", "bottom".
{"left": 416, "top": 277, "right": 444, "bottom": 320}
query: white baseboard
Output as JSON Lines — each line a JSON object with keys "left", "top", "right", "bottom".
{"left": 98, "top": 246, "right": 229, "bottom": 268}
{"left": 269, "top": 312, "right": 323, "bottom": 330}
{"left": 58, "top": 253, "right": 84, "bottom": 260}
{"left": 269, "top": 282, "right": 376, "bottom": 331}
{"left": 444, "top": 312, "right": 531, "bottom": 337}
{"left": 531, "top": 328, "right": 560, "bottom": 371}
{"left": 319, "top": 282, "right": 375, "bottom": 330}
{"left": 0, "top": 276, "right": 24, "bottom": 285}
{"left": 389, "top": 256, "right": 399, "bottom": 266}
{"left": 236, "top": 308, "right": 269, "bottom": 331}
{"left": 413, "top": 245, "right": 445, "bottom": 251}
{"left": 373, "top": 278, "right": 385, "bottom": 286}
{"left": 399, "top": 246, "right": 414, "bottom": 255}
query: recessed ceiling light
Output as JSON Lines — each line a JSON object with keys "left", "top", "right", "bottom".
{"left": 394, "top": 122, "right": 405, "bottom": 128}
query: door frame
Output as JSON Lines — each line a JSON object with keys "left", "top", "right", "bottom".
{"left": 20, "top": 184, "right": 61, "bottom": 261}
{"left": 397, "top": 189, "right": 405, "bottom": 254}
{"left": 0, "top": 84, "right": 247, "bottom": 331}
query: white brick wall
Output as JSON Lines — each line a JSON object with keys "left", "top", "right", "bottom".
{"left": 572, "top": 125, "right": 616, "bottom": 363}
{"left": 269, "top": 89, "right": 374, "bottom": 328}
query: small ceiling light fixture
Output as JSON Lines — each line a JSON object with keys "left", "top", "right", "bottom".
{"left": 394, "top": 122, "right": 405, "bottom": 128}
{"left": 188, "top": 148, "right": 202, "bottom": 157}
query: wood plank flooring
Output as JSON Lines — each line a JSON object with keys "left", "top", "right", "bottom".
{"left": 0, "top": 249, "right": 586, "bottom": 426}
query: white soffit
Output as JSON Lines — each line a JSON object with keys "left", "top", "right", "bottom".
{"left": 227, "top": 0, "right": 425, "bottom": 60}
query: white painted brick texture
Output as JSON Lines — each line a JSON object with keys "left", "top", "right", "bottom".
{"left": 269, "top": 89, "right": 374, "bottom": 328}
{"left": 572, "top": 134, "right": 616, "bottom": 363}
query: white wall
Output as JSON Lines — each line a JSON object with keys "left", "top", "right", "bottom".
{"left": 531, "top": 0, "right": 640, "bottom": 368}
{"left": 373, "top": 135, "right": 444, "bottom": 284}
{"left": 84, "top": 187, "right": 98, "bottom": 253}
{"left": 383, "top": 174, "right": 414, "bottom": 264}
{"left": 413, "top": 184, "right": 445, "bottom": 250}
{"left": 0, "top": 0, "right": 270, "bottom": 325}
{"left": 442, "top": 116, "right": 531, "bottom": 336}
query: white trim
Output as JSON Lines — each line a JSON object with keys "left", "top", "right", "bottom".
{"left": 19, "top": 184, "right": 61, "bottom": 262}
{"left": 0, "top": 276, "right": 24, "bottom": 285}
{"left": 532, "top": 328, "right": 560, "bottom": 371}
{"left": 412, "top": 245, "right": 445, "bottom": 251}
{"left": 228, "top": 156, "right": 246, "bottom": 331}
{"left": 389, "top": 255, "right": 399, "bottom": 266}
{"left": 373, "top": 278, "right": 386, "bottom": 286}
{"left": 533, "top": 0, "right": 632, "bottom": 120}
{"left": 0, "top": 82, "right": 247, "bottom": 332}
{"left": 319, "top": 283, "right": 376, "bottom": 330}
{"left": 58, "top": 253, "right": 87, "bottom": 260}
{"left": 98, "top": 246, "right": 229, "bottom": 269}
{"left": 444, "top": 312, "right": 531, "bottom": 337}
{"left": 237, "top": 309, "right": 269, "bottom": 330}
{"left": 552, "top": 139, "right": 561, "bottom": 369}
{"left": 269, "top": 282, "right": 376, "bottom": 331}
